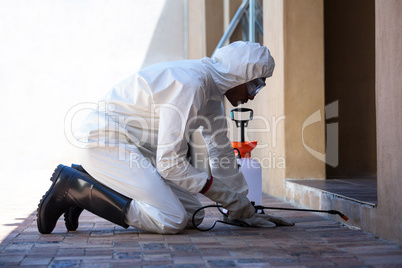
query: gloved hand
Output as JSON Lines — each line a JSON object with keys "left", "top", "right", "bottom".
{"left": 223, "top": 213, "right": 295, "bottom": 228}
{"left": 243, "top": 213, "right": 294, "bottom": 227}
{"left": 201, "top": 177, "right": 255, "bottom": 220}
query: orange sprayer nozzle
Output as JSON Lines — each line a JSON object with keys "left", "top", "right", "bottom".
{"left": 328, "top": 210, "right": 348, "bottom": 221}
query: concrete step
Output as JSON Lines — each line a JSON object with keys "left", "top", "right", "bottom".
{"left": 285, "top": 178, "right": 377, "bottom": 231}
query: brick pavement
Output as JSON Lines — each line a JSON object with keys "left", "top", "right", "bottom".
{"left": 1, "top": 194, "right": 402, "bottom": 267}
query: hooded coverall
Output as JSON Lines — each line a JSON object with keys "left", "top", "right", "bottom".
{"left": 75, "top": 41, "right": 275, "bottom": 234}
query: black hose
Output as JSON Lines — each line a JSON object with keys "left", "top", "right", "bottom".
{"left": 192, "top": 205, "right": 224, "bottom": 231}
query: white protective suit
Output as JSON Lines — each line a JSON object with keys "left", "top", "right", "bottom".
{"left": 76, "top": 41, "right": 275, "bottom": 234}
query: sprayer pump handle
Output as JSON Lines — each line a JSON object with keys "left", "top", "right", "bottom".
{"left": 230, "top": 108, "right": 254, "bottom": 127}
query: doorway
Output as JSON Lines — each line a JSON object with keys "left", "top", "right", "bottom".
{"left": 324, "top": 0, "right": 377, "bottom": 204}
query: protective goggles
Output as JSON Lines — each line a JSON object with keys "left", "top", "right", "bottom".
{"left": 246, "top": 78, "right": 266, "bottom": 97}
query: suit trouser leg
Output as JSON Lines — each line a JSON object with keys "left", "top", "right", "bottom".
{"left": 78, "top": 145, "right": 188, "bottom": 234}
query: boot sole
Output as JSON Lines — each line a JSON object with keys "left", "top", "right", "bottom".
{"left": 37, "top": 164, "right": 66, "bottom": 234}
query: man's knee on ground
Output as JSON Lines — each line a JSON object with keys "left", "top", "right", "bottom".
{"left": 125, "top": 200, "right": 188, "bottom": 234}
{"left": 151, "top": 207, "right": 188, "bottom": 234}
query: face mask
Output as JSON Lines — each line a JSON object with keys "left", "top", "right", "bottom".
{"left": 246, "top": 78, "right": 266, "bottom": 97}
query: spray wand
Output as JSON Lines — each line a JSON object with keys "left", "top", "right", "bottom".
{"left": 192, "top": 203, "right": 348, "bottom": 232}
{"left": 253, "top": 205, "right": 348, "bottom": 221}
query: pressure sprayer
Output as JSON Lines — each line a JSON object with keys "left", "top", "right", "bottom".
{"left": 230, "top": 107, "right": 262, "bottom": 206}
{"left": 191, "top": 107, "right": 348, "bottom": 231}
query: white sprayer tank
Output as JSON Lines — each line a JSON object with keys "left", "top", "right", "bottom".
{"left": 238, "top": 157, "right": 262, "bottom": 206}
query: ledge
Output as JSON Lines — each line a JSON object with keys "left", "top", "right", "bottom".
{"left": 286, "top": 178, "right": 377, "bottom": 207}
{"left": 284, "top": 178, "right": 378, "bottom": 230}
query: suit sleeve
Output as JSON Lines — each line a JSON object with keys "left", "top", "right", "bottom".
{"left": 155, "top": 88, "right": 209, "bottom": 194}
{"left": 200, "top": 102, "right": 249, "bottom": 194}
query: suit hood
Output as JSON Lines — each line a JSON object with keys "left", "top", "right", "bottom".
{"left": 200, "top": 41, "right": 275, "bottom": 100}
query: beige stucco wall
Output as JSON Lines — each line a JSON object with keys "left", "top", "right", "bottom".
{"left": 188, "top": 0, "right": 224, "bottom": 59}
{"left": 259, "top": 0, "right": 325, "bottom": 199}
{"left": 373, "top": 0, "right": 402, "bottom": 244}
{"left": 282, "top": 0, "right": 326, "bottom": 180}
{"left": 188, "top": 0, "right": 225, "bottom": 175}
{"left": 258, "top": 0, "right": 286, "bottom": 197}
{"left": 188, "top": 0, "right": 206, "bottom": 59}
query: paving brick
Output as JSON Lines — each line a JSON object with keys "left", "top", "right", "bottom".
{"left": 90, "top": 230, "right": 114, "bottom": 237}
{"left": 113, "top": 239, "right": 140, "bottom": 248}
{"left": 49, "top": 259, "right": 81, "bottom": 267}
{"left": 87, "top": 237, "right": 113, "bottom": 247}
{"left": 20, "top": 256, "right": 52, "bottom": 266}
{"left": 363, "top": 255, "right": 402, "bottom": 266}
{"left": 113, "top": 251, "right": 141, "bottom": 260}
{"left": 0, "top": 254, "right": 25, "bottom": 265}
{"left": 172, "top": 255, "right": 204, "bottom": 264}
{"left": 228, "top": 247, "right": 263, "bottom": 258}
{"left": 142, "top": 253, "right": 172, "bottom": 261}
{"left": 60, "top": 236, "right": 89, "bottom": 246}
{"left": 26, "top": 244, "right": 58, "bottom": 257}
{"left": 140, "top": 242, "right": 168, "bottom": 250}
{"left": 3, "top": 242, "right": 34, "bottom": 252}
{"left": 138, "top": 233, "right": 166, "bottom": 241}
{"left": 198, "top": 247, "right": 230, "bottom": 257}
{"left": 327, "top": 256, "right": 367, "bottom": 266}
{"left": 207, "top": 259, "right": 238, "bottom": 267}
{"left": 38, "top": 235, "right": 65, "bottom": 243}
{"left": 164, "top": 235, "right": 191, "bottom": 243}
{"left": 57, "top": 247, "right": 85, "bottom": 257}
{"left": 85, "top": 248, "right": 113, "bottom": 256}
{"left": 264, "top": 258, "right": 299, "bottom": 266}
{"left": 340, "top": 244, "right": 402, "bottom": 254}
{"left": 169, "top": 243, "right": 198, "bottom": 253}
{"left": 236, "top": 258, "right": 276, "bottom": 268}
{"left": 136, "top": 260, "right": 174, "bottom": 267}
{"left": 217, "top": 238, "right": 250, "bottom": 248}
{"left": 13, "top": 234, "right": 40, "bottom": 243}
{"left": 81, "top": 263, "right": 111, "bottom": 268}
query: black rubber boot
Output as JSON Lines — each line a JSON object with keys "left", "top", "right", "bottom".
{"left": 64, "top": 164, "right": 132, "bottom": 232}
{"left": 64, "top": 206, "right": 84, "bottom": 231}
{"left": 63, "top": 164, "right": 87, "bottom": 232}
{"left": 64, "top": 164, "right": 90, "bottom": 232}
{"left": 37, "top": 164, "right": 132, "bottom": 234}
